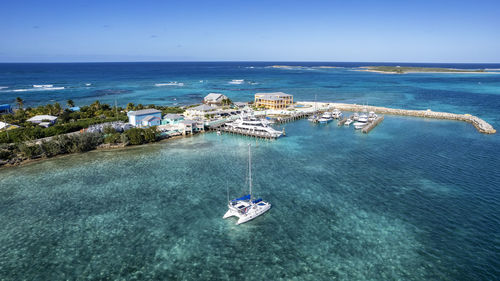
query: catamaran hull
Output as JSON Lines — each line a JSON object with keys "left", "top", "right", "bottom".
{"left": 223, "top": 203, "right": 271, "bottom": 224}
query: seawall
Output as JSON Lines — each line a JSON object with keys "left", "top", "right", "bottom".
{"left": 296, "top": 102, "right": 496, "bottom": 134}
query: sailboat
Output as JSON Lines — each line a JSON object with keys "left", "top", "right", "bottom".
{"left": 308, "top": 94, "right": 319, "bottom": 123}
{"left": 223, "top": 144, "right": 271, "bottom": 225}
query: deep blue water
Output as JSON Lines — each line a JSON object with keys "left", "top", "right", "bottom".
{"left": 0, "top": 62, "right": 499, "bottom": 280}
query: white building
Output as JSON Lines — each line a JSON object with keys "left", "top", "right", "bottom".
{"left": 204, "top": 93, "right": 228, "bottom": 106}
{"left": 27, "top": 115, "right": 58, "bottom": 127}
{"left": 185, "top": 104, "right": 218, "bottom": 118}
{"left": 127, "top": 109, "right": 162, "bottom": 127}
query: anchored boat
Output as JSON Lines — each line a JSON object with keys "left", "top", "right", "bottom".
{"left": 223, "top": 144, "right": 271, "bottom": 225}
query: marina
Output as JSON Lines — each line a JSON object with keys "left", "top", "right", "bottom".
{"left": 1, "top": 62, "right": 499, "bottom": 280}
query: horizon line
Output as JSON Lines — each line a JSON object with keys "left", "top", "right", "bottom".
{"left": 1, "top": 60, "right": 500, "bottom": 64}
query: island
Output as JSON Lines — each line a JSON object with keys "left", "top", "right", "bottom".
{"left": 358, "top": 66, "right": 487, "bottom": 74}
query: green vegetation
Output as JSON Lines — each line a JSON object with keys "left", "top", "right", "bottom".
{"left": 0, "top": 132, "right": 104, "bottom": 161}
{"left": 362, "top": 66, "right": 486, "bottom": 74}
{"left": 0, "top": 99, "right": 184, "bottom": 166}
{"left": 0, "top": 100, "right": 184, "bottom": 144}
{"left": 221, "top": 98, "right": 232, "bottom": 106}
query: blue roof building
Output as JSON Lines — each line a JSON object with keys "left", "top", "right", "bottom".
{"left": 0, "top": 104, "right": 12, "bottom": 114}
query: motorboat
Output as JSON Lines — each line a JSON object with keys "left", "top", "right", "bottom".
{"left": 352, "top": 112, "right": 359, "bottom": 121}
{"left": 331, "top": 108, "right": 343, "bottom": 119}
{"left": 226, "top": 115, "right": 282, "bottom": 138}
{"left": 368, "top": 111, "right": 378, "bottom": 121}
{"left": 344, "top": 118, "right": 353, "bottom": 126}
{"left": 318, "top": 111, "right": 333, "bottom": 123}
{"left": 353, "top": 121, "right": 367, "bottom": 130}
{"left": 223, "top": 144, "right": 271, "bottom": 225}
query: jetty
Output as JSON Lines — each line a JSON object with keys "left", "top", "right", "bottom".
{"left": 362, "top": 116, "right": 384, "bottom": 133}
{"left": 297, "top": 102, "right": 496, "bottom": 134}
{"left": 338, "top": 117, "right": 348, "bottom": 126}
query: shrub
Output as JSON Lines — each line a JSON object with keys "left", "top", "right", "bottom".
{"left": 69, "top": 133, "right": 103, "bottom": 153}
{"left": 125, "top": 128, "right": 145, "bottom": 145}
{"left": 18, "top": 143, "right": 43, "bottom": 159}
{"left": 143, "top": 127, "right": 158, "bottom": 143}
{"left": 104, "top": 133, "right": 121, "bottom": 144}
{"left": 40, "top": 139, "right": 64, "bottom": 157}
{"left": 0, "top": 149, "right": 13, "bottom": 160}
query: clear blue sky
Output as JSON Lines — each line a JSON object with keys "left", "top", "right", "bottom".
{"left": 1, "top": 0, "right": 499, "bottom": 63}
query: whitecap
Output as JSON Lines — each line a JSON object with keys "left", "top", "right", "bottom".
{"left": 11, "top": 86, "right": 65, "bottom": 92}
{"left": 0, "top": 86, "right": 8, "bottom": 90}
{"left": 33, "top": 84, "right": 53, "bottom": 88}
{"left": 228, "top": 79, "right": 244, "bottom": 85}
{"left": 85, "top": 83, "right": 92, "bottom": 86}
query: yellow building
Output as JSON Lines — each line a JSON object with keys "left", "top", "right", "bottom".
{"left": 254, "top": 92, "right": 293, "bottom": 109}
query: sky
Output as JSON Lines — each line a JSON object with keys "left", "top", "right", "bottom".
{"left": 1, "top": 0, "right": 499, "bottom": 63}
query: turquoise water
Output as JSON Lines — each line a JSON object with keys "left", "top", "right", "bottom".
{"left": 0, "top": 63, "right": 500, "bottom": 280}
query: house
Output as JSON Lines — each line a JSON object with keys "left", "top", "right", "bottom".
{"left": 233, "top": 102, "right": 248, "bottom": 108}
{"left": 27, "top": 115, "right": 58, "bottom": 126}
{"left": 178, "top": 119, "right": 205, "bottom": 135}
{"left": 127, "top": 108, "right": 162, "bottom": 127}
{"left": 161, "top": 114, "right": 184, "bottom": 125}
{"left": 0, "top": 121, "right": 18, "bottom": 131}
{"left": 0, "top": 104, "right": 12, "bottom": 114}
{"left": 141, "top": 115, "right": 161, "bottom": 127}
{"left": 204, "top": 93, "right": 228, "bottom": 106}
{"left": 185, "top": 104, "right": 218, "bottom": 118}
{"left": 254, "top": 92, "right": 293, "bottom": 109}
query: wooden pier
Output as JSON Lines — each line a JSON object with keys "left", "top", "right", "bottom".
{"left": 272, "top": 112, "right": 312, "bottom": 124}
{"left": 362, "top": 116, "right": 384, "bottom": 134}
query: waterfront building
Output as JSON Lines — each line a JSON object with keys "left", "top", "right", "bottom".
{"left": 254, "top": 92, "right": 293, "bottom": 109}
{"left": 204, "top": 93, "right": 228, "bottom": 106}
{"left": 161, "top": 114, "right": 184, "bottom": 125}
{"left": 27, "top": 115, "right": 58, "bottom": 127}
{"left": 127, "top": 109, "right": 162, "bottom": 127}
{"left": 179, "top": 119, "right": 205, "bottom": 135}
{"left": 185, "top": 104, "right": 218, "bottom": 118}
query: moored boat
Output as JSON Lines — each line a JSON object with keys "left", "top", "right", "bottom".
{"left": 223, "top": 144, "right": 271, "bottom": 225}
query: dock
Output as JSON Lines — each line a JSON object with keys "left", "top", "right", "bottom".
{"left": 362, "top": 116, "right": 384, "bottom": 133}
{"left": 270, "top": 112, "right": 312, "bottom": 124}
{"left": 338, "top": 117, "right": 348, "bottom": 126}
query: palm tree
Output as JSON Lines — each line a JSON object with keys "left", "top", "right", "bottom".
{"left": 15, "top": 97, "right": 24, "bottom": 110}
{"left": 91, "top": 100, "right": 101, "bottom": 111}
{"left": 126, "top": 103, "right": 135, "bottom": 111}
{"left": 54, "top": 102, "right": 62, "bottom": 115}
{"left": 67, "top": 99, "right": 75, "bottom": 108}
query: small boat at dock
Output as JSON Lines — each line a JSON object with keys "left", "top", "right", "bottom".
{"left": 331, "top": 108, "right": 343, "bottom": 119}
{"left": 318, "top": 112, "right": 333, "bottom": 123}
{"left": 344, "top": 118, "right": 353, "bottom": 126}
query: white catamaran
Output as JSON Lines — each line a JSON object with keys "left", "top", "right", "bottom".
{"left": 223, "top": 144, "right": 271, "bottom": 225}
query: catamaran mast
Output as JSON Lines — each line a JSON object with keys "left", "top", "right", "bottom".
{"left": 248, "top": 144, "right": 252, "bottom": 201}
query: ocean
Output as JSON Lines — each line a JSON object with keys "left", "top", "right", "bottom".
{"left": 0, "top": 62, "right": 499, "bottom": 280}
